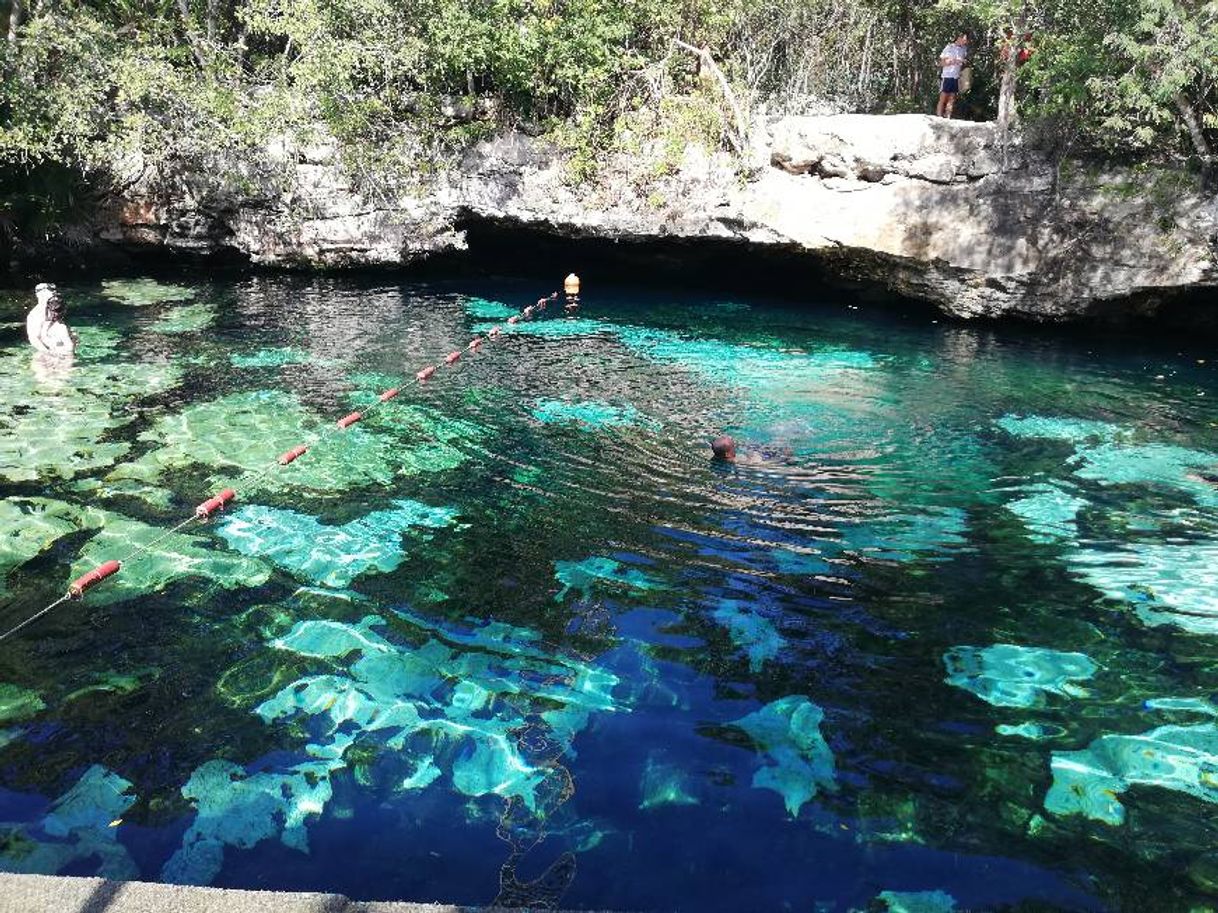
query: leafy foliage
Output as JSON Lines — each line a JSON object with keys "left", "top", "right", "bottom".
{"left": 0, "top": 0, "right": 1214, "bottom": 232}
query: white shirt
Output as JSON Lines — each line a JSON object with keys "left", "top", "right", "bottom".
{"left": 26, "top": 302, "right": 76, "bottom": 357}
{"left": 941, "top": 43, "right": 966, "bottom": 79}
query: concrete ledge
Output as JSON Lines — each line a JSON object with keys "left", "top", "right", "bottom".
{"left": 0, "top": 873, "right": 599, "bottom": 913}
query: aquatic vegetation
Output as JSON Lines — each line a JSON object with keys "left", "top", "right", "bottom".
{"left": 150, "top": 302, "right": 217, "bottom": 334}
{"left": 69, "top": 509, "right": 271, "bottom": 605}
{"left": 465, "top": 297, "right": 520, "bottom": 319}
{"left": 731, "top": 695, "right": 836, "bottom": 817}
{"left": 1070, "top": 541, "right": 1218, "bottom": 634}
{"left": 553, "top": 556, "right": 662, "bottom": 601}
{"left": 230, "top": 347, "right": 310, "bottom": 368}
{"left": 710, "top": 598, "right": 783, "bottom": 672}
{"left": 101, "top": 278, "right": 195, "bottom": 306}
{"left": 0, "top": 498, "right": 101, "bottom": 588}
{"left": 995, "top": 415, "right": 1124, "bottom": 444}
{"left": 876, "top": 890, "right": 958, "bottom": 913}
{"left": 0, "top": 684, "right": 45, "bottom": 724}
{"left": 943, "top": 644, "right": 1096, "bottom": 709}
{"left": 0, "top": 765, "right": 137, "bottom": 879}
{"left": 162, "top": 754, "right": 344, "bottom": 884}
{"left": 216, "top": 499, "right": 459, "bottom": 588}
{"left": 1069, "top": 442, "right": 1218, "bottom": 508}
{"left": 530, "top": 398, "right": 659, "bottom": 431}
{"left": 1045, "top": 723, "right": 1218, "bottom": 826}
{"left": 639, "top": 753, "right": 699, "bottom": 809}
{"left": 1005, "top": 483, "right": 1088, "bottom": 544}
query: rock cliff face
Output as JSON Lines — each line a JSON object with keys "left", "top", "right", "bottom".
{"left": 85, "top": 114, "right": 1218, "bottom": 323}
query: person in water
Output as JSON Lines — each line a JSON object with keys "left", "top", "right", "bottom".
{"left": 710, "top": 435, "right": 738, "bottom": 462}
{"left": 710, "top": 433, "right": 795, "bottom": 465}
{"left": 26, "top": 283, "right": 76, "bottom": 357}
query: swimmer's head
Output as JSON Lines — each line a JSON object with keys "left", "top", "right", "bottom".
{"left": 710, "top": 435, "right": 737, "bottom": 462}
{"left": 45, "top": 292, "right": 67, "bottom": 324}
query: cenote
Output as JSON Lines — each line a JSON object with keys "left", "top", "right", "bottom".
{"left": 2, "top": 272, "right": 1218, "bottom": 913}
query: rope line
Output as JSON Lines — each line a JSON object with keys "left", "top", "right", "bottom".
{"left": 0, "top": 290, "right": 569, "bottom": 644}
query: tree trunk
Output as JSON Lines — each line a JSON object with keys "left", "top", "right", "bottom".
{"left": 7, "top": 0, "right": 24, "bottom": 47}
{"left": 673, "top": 39, "right": 749, "bottom": 155}
{"left": 997, "top": 49, "right": 1018, "bottom": 132}
{"left": 1173, "top": 90, "right": 1212, "bottom": 161}
{"left": 175, "top": 0, "right": 208, "bottom": 68}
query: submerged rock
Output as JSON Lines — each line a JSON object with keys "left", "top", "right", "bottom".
{"left": 639, "top": 753, "right": 700, "bottom": 810}
{"left": 1070, "top": 541, "right": 1218, "bottom": 634}
{"left": 162, "top": 755, "right": 343, "bottom": 884}
{"left": 1045, "top": 723, "right": 1218, "bottom": 826}
{"left": 0, "top": 765, "right": 137, "bottom": 879}
{"left": 68, "top": 508, "right": 271, "bottom": 605}
{"left": 875, "top": 889, "right": 958, "bottom": 913}
{"left": 553, "top": 556, "right": 662, "bottom": 602}
{"left": 710, "top": 598, "right": 783, "bottom": 672}
{"left": 731, "top": 695, "right": 836, "bottom": 817}
{"left": 217, "top": 499, "right": 459, "bottom": 588}
{"left": 943, "top": 644, "right": 1096, "bottom": 709}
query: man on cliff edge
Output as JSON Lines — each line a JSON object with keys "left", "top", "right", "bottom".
{"left": 936, "top": 32, "right": 969, "bottom": 119}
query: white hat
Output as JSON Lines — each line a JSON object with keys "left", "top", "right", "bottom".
{"left": 34, "top": 282, "right": 55, "bottom": 292}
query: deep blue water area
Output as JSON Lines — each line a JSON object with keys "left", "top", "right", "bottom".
{"left": 1, "top": 274, "right": 1217, "bottom": 912}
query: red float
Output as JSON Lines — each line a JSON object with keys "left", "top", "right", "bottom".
{"left": 279, "top": 445, "right": 309, "bottom": 465}
{"left": 195, "top": 488, "right": 237, "bottom": 519}
{"left": 337, "top": 411, "right": 362, "bottom": 429}
{"left": 379, "top": 388, "right": 401, "bottom": 402}
{"left": 417, "top": 365, "right": 437, "bottom": 382}
{"left": 68, "top": 560, "right": 122, "bottom": 598}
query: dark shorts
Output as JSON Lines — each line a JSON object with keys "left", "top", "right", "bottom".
{"left": 941, "top": 77, "right": 960, "bottom": 94}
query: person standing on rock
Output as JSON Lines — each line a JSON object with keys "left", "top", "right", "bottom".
{"left": 26, "top": 282, "right": 77, "bottom": 358}
{"left": 936, "top": 32, "right": 970, "bottom": 119}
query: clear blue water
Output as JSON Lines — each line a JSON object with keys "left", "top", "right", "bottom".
{"left": 1, "top": 274, "right": 1217, "bottom": 912}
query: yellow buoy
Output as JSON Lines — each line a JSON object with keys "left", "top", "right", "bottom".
{"left": 563, "top": 273, "right": 581, "bottom": 295}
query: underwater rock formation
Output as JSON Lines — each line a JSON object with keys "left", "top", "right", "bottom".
{"left": 158, "top": 607, "right": 624, "bottom": 885}
{"left": 730, "top": 695, "right": 836, "bottom": 817}
{"left": 0, "top": 765, "right": 138, "bottom": 879}
{"left": 217, "top": 499, "right": 459, "bottom": 588}
{"left": 553, "top": 556, "right": 662, "bottom": 602}
{"left": 1045, "top": 723, "right": 1218, "bottom": 826}
{"left": 68, "top": 508, "right": 271, "bottom": 605}
{"left": 710, "top": 598, "right": 784, "bottom": 672}
{"left": 943, "top": 644, "right": 1096, "bottom": 709}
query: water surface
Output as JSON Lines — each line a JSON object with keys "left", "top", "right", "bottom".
{"left": 1, "top": 274, "right": 1217, "bottom": 912}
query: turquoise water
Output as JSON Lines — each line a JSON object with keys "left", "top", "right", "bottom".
{"left": 1, "top": 274, "right": 1217, "bottom": 911}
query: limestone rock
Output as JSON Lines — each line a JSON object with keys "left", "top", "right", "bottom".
{"left": 59, "top": 114, "right": 1218, "bottom": 324}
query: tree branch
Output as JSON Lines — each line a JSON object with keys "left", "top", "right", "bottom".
{"left": 673, "top": 38, "right": 748, "bottom": 155}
